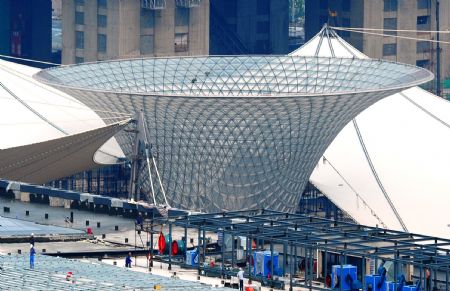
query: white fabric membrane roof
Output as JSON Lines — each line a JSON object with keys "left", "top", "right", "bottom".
{"left": 0, "top": 59, "right": 125, "bottom": 164}
{"left": 293, "top": 26, "right": 450, "bottom": 239}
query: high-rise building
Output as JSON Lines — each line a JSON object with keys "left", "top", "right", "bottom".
{"left": 0, "top": 0, "right": 52, "bottom": 65}
{"left": 62, "top": 0, "right": 210, "bottom": 64}
{"left": 305, "top": 0, "right": 450, "bottom": 94}
{"left": 52, "top": 0, "right": 62, "bottom": 18}
{"left": 209, "top": 0, "right": 289, "bottom": 55}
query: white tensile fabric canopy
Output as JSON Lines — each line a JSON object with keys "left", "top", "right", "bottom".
{"left": 0, "top": 59, "right": 127, "bottom": 182}
{"left": 292, "top": 26, "right": 450, "bottom": 239}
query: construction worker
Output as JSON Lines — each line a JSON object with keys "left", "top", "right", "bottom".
{"left": 29, "top": 244, "right": 36, "bottom": 269}
{"left": 125, "top": 252, "right": 132, "bottom": 268}
{"left": 237, "top": 267, "right": 245, "bottom": 291}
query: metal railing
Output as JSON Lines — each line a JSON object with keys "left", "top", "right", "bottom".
{"left": 141, "top": 0, "right": 166, "bottom": 10}
{"left": 175, "top": 0, "right": 202, "bottom": 8}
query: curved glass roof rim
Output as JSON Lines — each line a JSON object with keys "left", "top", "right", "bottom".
{"left": 43, "top": 54, "right": 430, "bottom": 73}
{"left": 35, "top": 75, "right": 433, "bottom": 99}
{"left": 34, "top": 58, "right": 434, "bottom": 97}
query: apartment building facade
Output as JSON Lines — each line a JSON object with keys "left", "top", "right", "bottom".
{"left": 305, "top": 0, "right": 450, "bottom": 94}
{"left": 62, "top": 0, "right": 209, "bottom": 64}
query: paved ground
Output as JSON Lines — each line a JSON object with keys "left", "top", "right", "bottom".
{"left": 0, "top": 197, "right": 320, "bottom": 290}
{"left": 0, "top": 216, "right": 84, "bottom": 236}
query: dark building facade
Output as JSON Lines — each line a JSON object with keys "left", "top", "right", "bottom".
{"left": 0, "top": 0, "right": 52, "bottom": 65}
{"left": 305, "top": 0, "right": 450, "bottom": 93}
{"left": 210, "top": 0, "right": 289, "bottom": 55}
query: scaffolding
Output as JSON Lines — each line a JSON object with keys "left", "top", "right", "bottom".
{"left": 143, "top": 209, "right": 450, "bottom": 291}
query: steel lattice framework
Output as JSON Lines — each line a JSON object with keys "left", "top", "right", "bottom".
{"left": 35, "top": 56, "right": 433, "bottom": 212}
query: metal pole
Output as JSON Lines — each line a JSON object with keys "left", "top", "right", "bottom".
{"left": 436, "top": 0, "right": 442, "bottom": 97}
{"left": 434, "top": 240, "right": 438, "bottom": 291}
{"left": 146, "top": 225, "right": 149, "bottom": 269}
{"left": 184, "top": 220, "right": 188, "bottom": 265}
{"left": 270, "top": 241, "right": 274, "bottom": 287}
{"left": 446, "top": 264, "right": 448, "bottom": 291}
{"left": 290, "top": 243, "right": 294, "bottom": 291}
{"left": 394, "top": 254, "right": 399, "bottom": 291}
{"left": 309, "top": 247, "right": 313, "bottom": 290}
{"left": 150, "top": 218, "right": 154, "bottom": 267}
{"left": 134, "top": 222, "right": 137, "bottom": 267}
{"left": 362, "top": 256, "right": 366, "bottom": 291}
{"left": 340, "top": 253, "right": 343, "bottom": 291}
{"left": 231, "top": 234, "right": 235, "bottom": 269}
{"left": 325, "top": 250, "right": 328, "bottom": 288}
{"left": 283, "top": 242, "right": 287, "bottom": 276}
{"left": 294, "top": 244, "right": 298, "bottom": 275}
{"left": 197, "top": 225, "right": 201, "bottom": 275}
{"left": 420, "top": 260, "right": 423, "bottom": 291}
{"left": 168, "top": 222, "right": 172, "bottom": 270}
{"left": 202, "top": 227, "right": 206, "bottom": 271}
{"left": 221, "top": 228, "right": 225, "bottom": 278}
{"left": 247, "top": 235, "right": 252, "bottom": 282}
{"left": 305, "top": 246, "right": 309, "bottom": 289}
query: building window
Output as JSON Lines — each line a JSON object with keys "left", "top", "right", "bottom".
{"left": 383, "top": 43, "right": 397, "bottom": 56}
{"left": 416, "top": 41, "right": 431, "bottom": 53}
{"left": 417, "top": 15, "right": 431, "bottom": 30}
{"left": 75, "top": 12, "right": 84, "bottom": 25}
{"left": 175, "top": 7, "right": 189, "bottom": 27}
{"left": 257, "top": 0, "right": 270, "bottom": 15}
{"left": 75, "top": 57, "right": 84, "bottom": 64}
{"left": 140, "top": 35, "right": 154, "bottom": 55}
{"left": 98, "top": 34, "right": 107, "bottom": 53}
{"left": 319, "top": 0, "right": 328, "bottom": 10}
{"left": 141, "top": 9, "right": 155, "bottom": 29}
{"left": 383, "top": 0, "right": 397, "bottom": 12}
{"left": 98, "top": 0, "right": 107, "bottom": 8}
{"left": 416, "top": 59, "right": 430, "bottom": 68}
{"left": 75, "top": 0, "right": 84, "bottom": 6}
{"left": 174, "top": 33, "right": 188, "bottom": 52}
{"left": 256, "top": 21, "right": 270, "bottom": 34}
{"left": 76, "top": 31, "right": 84, "bottom": 49}
{"left": 342, "top": 0, "right": 351, "bottom": 12}
{"left": 417, "top": 0, "right": 430, "bottom": 9}
{"left": 383, "top": 18, "right": 397, "bottom": 35}
{"left": 98, "top": 14, "right": 107, "bottom": 27}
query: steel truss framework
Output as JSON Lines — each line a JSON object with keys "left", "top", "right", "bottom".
{"left": 148, "top": 209, "right": 450, "bottom": 291}
{"left": 36, "top": 56, "right": 433, "bottom": 213}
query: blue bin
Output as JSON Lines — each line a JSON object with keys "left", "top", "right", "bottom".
{"left": 186, "top": 249, "right": 198, "bottom": 266}
{"left": 366, "top": 275, "right": 387, "bottom": 291}
{"left": 253, "top": 251, "right": 279, "bottom": 277}
{"left": 332, "top": 265, "right": 357, "bottom": 290}
{"left": 402, "top": 286, "right": 417, "bottom": 291}
{"left": 386, "top": 281, "right": 397, "bottom": 291}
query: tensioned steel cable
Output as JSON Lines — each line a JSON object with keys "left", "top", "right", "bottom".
{"left": 0, "top": 81, "right": 68, "bottom": 135}
{"left": 321, "top": 156, "right": 387, "bottom": 228}
{"left": 401, "top": 92, "right": 450, "bottom": 130}
{"left": 331, "top": 27, "right": 450, "bottom": 45}
{"left": 352, "top": 118, "right": 409, "bottom": 232}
